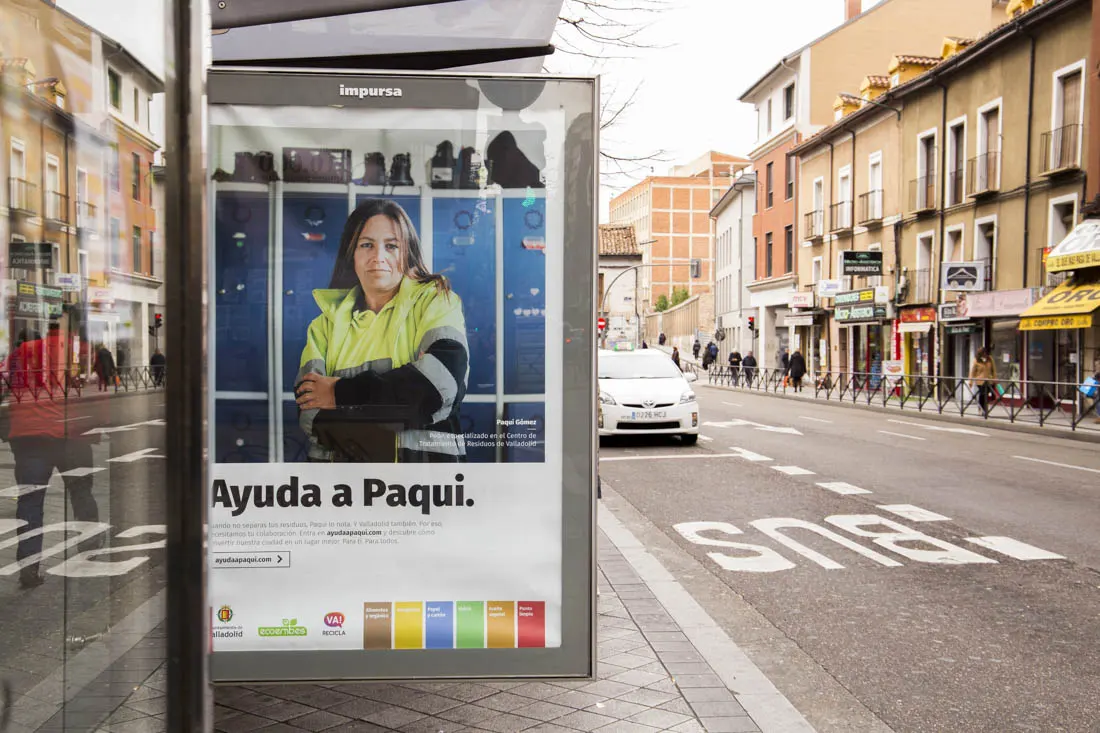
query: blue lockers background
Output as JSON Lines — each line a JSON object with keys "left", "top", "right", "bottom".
{"left": 213, "top": 186, "right": 547, "bottom": 463}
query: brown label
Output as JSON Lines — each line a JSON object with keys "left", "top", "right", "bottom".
{"left": 363, "top": 602, "right": 392, "bottom": 650}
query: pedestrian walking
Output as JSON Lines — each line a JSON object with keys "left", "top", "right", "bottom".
{"left": 671, "top": 346, "right": 681, "bottom": 370}
{"left": 693, "top": 339, "right": 701, "bottom": 361}
{"left": 742, "top": 351, "right": 757, "bottom": 387}
{"left": 969, "top": 346, "right": 997, "bottom": 415}
{"left": 93, "top": 344, "right": 116, "bottom": 393}
{"left": 641, "top": 341, "right": 648, "bottom": 349}
{"left": 150, "top": 348, "right": 166, "bottom": 387}
{"left": 728, "top": 349, "right": 742, "bottom": 386}
{"left": 789, "top": 349, "right": 807, "bottom": 392}
{"left": 707, "top": 341, "right": 719, "bottom": 365}
{"left": 659, "top": 332, "right": 667, "bottom": 346}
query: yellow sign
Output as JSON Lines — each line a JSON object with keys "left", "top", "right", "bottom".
{"left": 1019, "top": 280, "right": 1100, "bottom": 318}
{"left": 1045, "top": 220, "right": 1100, "bottom": 273}
{"left": 1046, "top": 250, "right": 1100, "bottom": 272}
{"left": 1019, "top": 314, "right": 1094, "bottom": 331}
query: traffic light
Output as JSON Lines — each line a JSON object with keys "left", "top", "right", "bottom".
{"left": 747, "top": 316, "right": 755, "bottom": 332}
{"left": 154, "top": 313, "right": 163, "bottom": 329}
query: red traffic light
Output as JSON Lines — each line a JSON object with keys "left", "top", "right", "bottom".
{"left": 154, "top": 313, "right": 163, "bottom": 328}
{"left": 597, "top": 317, "right": 607, "bottom": 331}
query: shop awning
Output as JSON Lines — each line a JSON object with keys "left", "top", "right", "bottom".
{"left": 1045, "top": 219, "right": 1100, "bottom": 273}
{"left": 1019, "top": 277, "right": 1100, "bottom": 331}
{"left": 898, "top": 322, "right": 933, "bottom": 333}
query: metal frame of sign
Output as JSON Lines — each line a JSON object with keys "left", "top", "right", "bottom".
{"left": 205, "top": 67, "right": 598, "bottom": 683}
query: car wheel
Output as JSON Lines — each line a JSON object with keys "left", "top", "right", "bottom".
{"left": 681, "top": 433, "right": 698, "bottom": 446}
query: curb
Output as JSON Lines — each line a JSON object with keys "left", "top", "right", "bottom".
{"left": 697, "top": 382, "right": 1100, "bottom": 445}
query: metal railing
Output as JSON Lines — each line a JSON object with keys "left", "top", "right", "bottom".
{"left": 45, "top": 190, "right": 69, "bottom": 223}
{"left": 830, "top": 201, "right": 853, "bottom": 232}
{"left": 8, "top": 177, "right": 38, "bottom": 214}
{"left": 909, "top": 175, "right": 936, "bottom": 213}
{"left": 1041, "top": 123, "right": 1082, "bottom": 173}
{"left": 1, "top": 365, "right": 166, "bottom": 402}
{"left": 705, "top": 366, "right": 1100, "bottom": 432}
{"left": 967, "top": 152, "right": 1000, "bottom": 195}
{"left": 858, "top": 189, "right": 883, "bottom": 224}
{"left": 805, "top": 210, "right": 824, "bottom": 240}
{"left": 911, "top": 267, "right": 933, "bottom": 303}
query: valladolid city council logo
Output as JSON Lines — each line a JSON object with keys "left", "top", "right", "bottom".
{"left": 213, "top": 605, "right": 243, "bottom": 639}
{"left": 259, "top": 618, "right": 308, "bottom": 637}
{"left": 217, "top": 605, "right": 233, "bottom": 623}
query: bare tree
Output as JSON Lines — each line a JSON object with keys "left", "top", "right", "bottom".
{"left": 549, "top": 0, "right": 674, "bottom": 193}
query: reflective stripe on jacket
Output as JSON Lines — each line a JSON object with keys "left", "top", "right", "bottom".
{"left": 298, "top": 277, "right": 469, "bottom": 462}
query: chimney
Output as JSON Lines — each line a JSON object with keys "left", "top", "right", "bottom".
{"left": 846, "top": 0, "right": 862, "bottom": 20}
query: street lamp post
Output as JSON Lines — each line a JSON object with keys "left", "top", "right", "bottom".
{"left": 600, "top": 256, "right": 698, "bottom": 348}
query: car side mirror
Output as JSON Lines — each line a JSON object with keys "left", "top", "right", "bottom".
{"left": 684, "top": 372, "right": 698, "bottom": 383}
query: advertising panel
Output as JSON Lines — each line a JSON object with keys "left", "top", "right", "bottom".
{"left": 841, "top": 250, "right": 883, "bottom": 276}
{"left": 207, "top": 69, "right": 596, "bottom": 682}
{"left": 940, "top": 261, "right": 987, "bottom": 292}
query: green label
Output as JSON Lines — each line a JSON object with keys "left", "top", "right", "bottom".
{"left": 455, "top": 602, "right": 485, "bottom": 648}
{"left": 258, "top": 618, "right": 308, "bottom": 637}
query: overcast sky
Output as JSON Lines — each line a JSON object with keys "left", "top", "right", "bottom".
{"left": 55, "top": 0, "right": 883, "bottom": 208}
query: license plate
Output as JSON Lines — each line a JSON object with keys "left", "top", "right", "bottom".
{"left": 630, "top": 410, "right": 667, "bottom": 420}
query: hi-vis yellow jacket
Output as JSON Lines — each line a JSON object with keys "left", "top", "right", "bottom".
{"left": 298, "top": 277, "right": 468, "bottom": 462}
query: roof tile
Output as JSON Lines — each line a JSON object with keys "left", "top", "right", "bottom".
{"left": 599, "top": 225, "right": 641, "bottom": 256}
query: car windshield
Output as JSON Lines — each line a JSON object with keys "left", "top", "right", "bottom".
{"left": 599, "top": 355, "right": 684, "bottom": 379}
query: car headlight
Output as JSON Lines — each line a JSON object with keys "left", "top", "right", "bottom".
{"left": 680, "top": 390, "right": 696, "bottom": 404}
{"left": 599, "top": 391, "right": 617, "bottom": 405}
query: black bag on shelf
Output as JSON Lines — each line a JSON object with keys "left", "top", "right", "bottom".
{"left": 360, "top": 152, "right": 386, "bottom": 186}
{"left": 430, "top": 140, "right": 457, "bottom": 188}
{"left": 486, "top": 131, "right": 544, "bottom": 189}
{"left": 283, "top": 147, "right": 352, "bottom": 184}
{"left": 390, "top": 153, "right": 414, "bottom": 186}
{"left": 231, "top": 151, "right": 278, "bottom": 182}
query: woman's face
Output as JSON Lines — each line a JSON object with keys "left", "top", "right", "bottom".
{"left": 354, "top": 214, "right": 405, "bottom": 295}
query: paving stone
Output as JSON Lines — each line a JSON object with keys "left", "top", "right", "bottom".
{"left": 125, "top": 695, "right": 168, "bottom": 716}
{"left": 671, "top": 720, "right": 706, "bottom": 733}
{"left": 399, "top": 715, "right": 468, "bottom": 732}
{"left": 657, "top": 651, "right": 705, "bottom": 664}
{"left": 627, "top": 708, "right": 691, "bottom": 729}
{"left": 403, "top": 693, "right": 466, "bottom": 715}
{"left": 665, "top": 662, "right": 714, "bottom": 676}
{"left": 216, "top": 713, "right": 275, "bottom": 733}
{"left": 612, "top": 689, "right": 677, "bottom": 708}
{"left": 579, "top": 680, "right": 636, "bottom": 699}
{"left": 214, "top": 706, "right": 243, "bottom": 723}
{"left": 510, "top": 700, "right": 574, "bottom": 722}
{"left": 597, "top": 654, "right": 652, "bottom": 671}
{"left": 643, "top": 679, "right": 678, "bottom": 694}
{"left": 595, "top": 663, "right": 629, "bottom": 679}
{"left": 671, "top": 675, "right": 724, "bottom": 689}
{"left": 597, "top": 638, "right": 647, "bottom": 655}
{"left": 697, "top": 716, "right": 759, "bottom": 733}
{"left": 511, "top": 682, "right": 568, "bottom": 701}
{"left": 476, "top": 713, "right": 541, "bottom": 732}
{"left": 109, "top": 706, "right": 155, "bottom": 725}
{"left": 589, "top": 721, "right": 659, "bottom": 733}
{"left": 403, "top": 682, "right": 459, "bottom": 693}
{"left": 279, "top": 688, "right": 358, "bottom": 710}
{"left": 607, "top": 670, "right": 668, "bottom": 689}
{"left": 439, "top": 683, "right": 499, "bottom": 703}
{"left": 125, "top": 685, "right": 164, "bottom": 703}
{"left": 105, "top": 718, "right": 168, "bottom": 733}
{"left": 584, "top": 699, "right": 648, "bottom": 721}
{"left": 220, "top": 690, "right": 285, "bottom": 714}
{"left": 640, "top": 632, "right": 687, "bottom": 643}
{"left": 353, "top": 685, "right": 425, "bottom": 706}
{"left": 478, "top": 692, "right": 536, "bottom": 713}
{"left": 257, "top": 700, "right": 317, "bottom": 721}
{"left": 553, "top": 710, "right": 618, "bottom": 732}
{"left": 326, "top": 723, "right": 393, "bottom": 733}
{"left": 545, "top": 690, "right": 608, "bottom": 710}
{"left": 287, "top": 710, "right": 354, "bottom": 731}
{"left": 437, "top": 704, "right": 500, "bottom": 726}
{"left": 597, "top": 628, "right": 636, "bottom": 641}
{"left": 689, "top": 702, "right": 749, "bottom": 718}
{"left": 524, "top": 724, "right": 577, "bottom": 733}
{"left": 657, "top": 699, "right": 695, "bottom": 717}
{"left": 361, "top": 706, "right": 428, "bottom": 729}
{"left": 613, "top": 589, "right": 655, "bottom": 600}
{"left": 634, "top": 663, "right": 668, "bottom": 677}
{"left": 649, "top": 641, "right": 696, "bottom": 653}
{"left": 679, "top": 688, "right": 736, "bottom": 704}
{"left": 326, "top": 697, "right": 392, "bottom": 720}
{"left": 484, "top": 682, "right": 528, "bottom": 691}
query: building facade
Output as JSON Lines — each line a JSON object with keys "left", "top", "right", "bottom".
{"left": 712, "top": 171, "right": 757, "bottom": 361}
{"left": 597, "top": 224, "right": 642, "bottom": 348}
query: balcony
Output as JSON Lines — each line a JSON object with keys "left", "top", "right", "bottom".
{"left": 804, "top": 210, "right": 824, "bottom": 241}
{"left": 1041, "top": 124, "right": 1082, "bottom": 175}
{"left": 829, "top": 200, "right": 853, "bottom": 234}
{"left": 45, "top": 191, "right": 69, "bottom": 227}
{"left": 909, "top": 175, "right": 936, "bottom": 214}
{"left": 967, "top": 152, "right": 1000, "bottom": 197}
{"left": 858, "top": 189, "right": 884, "bottom": 226}
{"left": 9, "top": 177, "right": 38, "bottom": 215}
{"left": 77, "top": 200, "right": 98, "bottom": 231}
{"left": 945, "top": 168, "right": 964, "bottom": 207}
{"left": 911, "top": 267, "right": 934, "bottom": 303}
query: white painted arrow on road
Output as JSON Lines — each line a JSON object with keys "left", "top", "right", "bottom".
{"left": 703, "top": 419, "right": 803, "bottom": 436}
{"left": 107, "top": 448, "right": 164, "bottom": 463}
{"left": 82, "top": 419, "right": 167, "bottom": 436}
{"left": 887, "top": 419, "right": 987, "bottom": 436}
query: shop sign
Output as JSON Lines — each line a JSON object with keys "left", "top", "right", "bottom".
{"left": 881, "top": 360, "right": 905, "bottom": 376}
{"left": 900, "top": 307, "right": 936, "bottom": 323}
{"left": 786, "top": 314, "right": 815, "bottom": 327}
{"left": 55, "top": 273, "right": 82, "bottom": 291}
{"left": 89, "top": 287, "right": 114, "bottom": 304}
{"left": 940, "top": 261, "right": 987, "bottom": 292}
{"left": 836, "top": 304, "right": 887, "bottom": 322}
{"left": 945, "top": 324, "right": 980, "bottom": 335}
{"left": 874, "top": 285, "right": 891, "bottom": 304}
{"left": 1020, "top": 314, "right": 1094, "bottom": 331}
{"left": 15, "top": 281, "right": 63, "bottom": 319}
{"left": 1045, "top": 219, "right": 1100, "bottom": 273}
{"left": 834, "top": 288, "right": 875, "bottom": 306}
{"left": 966, "top": 289, "right": 1036, "bottom": 318}
{"left": 10, "top": 242, "right": 53, "bottom": 269}
{"left": 789, "top": 292, "right": 815, "bottom": 309}
{"left": 817, "top": 279, "right": 842, "bottom": 299}
{"left": 939, "top": 299, "right": 969, "bottom": 321}
{"left": 841, "top": 250, "right": 883, "bottom": 276}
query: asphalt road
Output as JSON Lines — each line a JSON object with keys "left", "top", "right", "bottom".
{"left": 0, "top": 390, "right": 168, "bottom": 705}
{"left": 599, "top": 385, "right": 1100, "bottom": 733}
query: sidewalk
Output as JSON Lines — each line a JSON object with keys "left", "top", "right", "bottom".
{"left": 14, "top": 528, "right": 790, "bottom": 733}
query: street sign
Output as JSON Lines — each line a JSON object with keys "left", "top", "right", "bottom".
{"left": 714, "top": 330, "right": 725, "bottom": 342}
{"left": 55, "top": 273, "right": 82, "bottom": 291}
{"left": 597, "top": 316, "right": 607, "bottom": 331}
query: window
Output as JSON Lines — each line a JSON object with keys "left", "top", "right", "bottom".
{"left": 148, "top": 231, "right": 156, "bottom": 277}
{"left": 783, "top": 83, "right": 795, "bottom": 120}
{"left": 975, "top": 217, "right": 996, "bottom": 289}
{"left": 765, "top": 232, "right": 774, "bottom": 277}
{"left": 109, "top": 145, "right": 120, "bottom": 191}
{"left": 133, "top": 87, "right": 139, "bottom": 123}
{"left": 1051, "top": 63, "right": 1084, "bottom": 169}
{"left": 76, "top": 168, "right": 89, "bottom": 227}
{"left": 915, "top": 232, "right": 934, "bottom": 302}
{"left": 133, "top": 226, "right": 142, "bottom": 273}
{"left": 837, "top": 166, "right": 852, "bottom": 229}
{"left": 1048, "top": 195, "right": 1078, "bottom": 256}
{"left": 147, "top": 96, "right": 153, "bottom": 127}
{"left": 110, "top": 217, "right": 121, "bottom": 269}
{"left": 811, "top": 256, "right": 823, "bottom": 283}
{"left": 916, "top": 131, "right": 937, "bottom": 209}
{"left": 977, "top": 100, "right": 1002, "bottom": 191}
{"left": 78, "top": 249, "right": 89, "bottom": 285}
{"left": 132, "top": 153, "right": 141, "bottom": 200}
{"left": 766, "top": 99, "right": 773, "bottom": 134}
{"left": 765, "top": 162, "right": 774, "bottom": 209}
{"left": 946, "top": 119, "right": 965, "bottom": 206}
{"left": 867, "top": 153, "right": 883, "bottom": 221}
{"left": 45, "top": 155, "right": 61, "bottom": 220}
{"left": 108, "top": 68, "right": 121, "bottom": 110}
{"left": 945, "top": 226, "right": 964, "bottom": 262}
{"left": 785, "top": 155, "right": 795, "bottom": 200}
{"left": 149, "top": 161, "right": 154, "bottom": 202}
{"left": 784, "top": 225, "right": 794, "bottom": 273}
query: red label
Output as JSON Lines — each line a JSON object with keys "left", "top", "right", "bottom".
{"left": 516, "top": 601, "right": 546, "bottom": 648}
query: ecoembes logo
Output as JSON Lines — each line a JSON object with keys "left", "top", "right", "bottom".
{"left": 258, "top": 618, "right": 308, "bottom": 637}
{"left": 213, "top": 605, "right": 243, "bottom": 639}
{"left": 339, "top": 84, "right": 403, "bottom": 99}
{"left": 323, "top": 612, "right": 347, "bottom": 637}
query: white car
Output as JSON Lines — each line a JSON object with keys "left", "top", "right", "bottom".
{"left": 598, "top": 350, "right": 700, "bottom": 444}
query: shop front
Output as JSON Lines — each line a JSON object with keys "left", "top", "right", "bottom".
{"left": 939, "top": 299, "right": 981, "bottom": 381}
{"left": 898, "top": 306, "right": 937, "bottom": 379}
{"left": 1020, "top": 275, "right": 1100, "bottom": 399}
{"left": 787, "top": 291, "right": 823, "bottom": 377}
{"left": 834, "top": 287, "right": 892, "bottom": 382}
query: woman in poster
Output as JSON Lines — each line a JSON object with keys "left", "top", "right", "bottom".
{"left": 294, "top": 199, "right": 469, "bottom": 462}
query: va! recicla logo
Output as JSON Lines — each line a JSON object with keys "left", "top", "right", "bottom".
{"left": 323, "top": 612, "right": 347, "bottom": 636}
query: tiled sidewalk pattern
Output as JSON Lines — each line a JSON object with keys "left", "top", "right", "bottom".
{"left": 65, "top": 534, "right": 760, "bottom": 732}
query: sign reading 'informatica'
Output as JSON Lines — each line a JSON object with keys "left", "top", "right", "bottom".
{"left": 206, "top": 69, "right": 597, "bottom": 683}
{"left": 841, "top": 250, "right": 883, "bottom": 276}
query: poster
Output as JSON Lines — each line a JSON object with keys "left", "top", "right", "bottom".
{"left": 206, "top": 70, "right": 596, "bottom": 681}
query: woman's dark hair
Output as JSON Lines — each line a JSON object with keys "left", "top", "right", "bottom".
{"left": 329, "top": 198, "right": 450, "bottom": 294}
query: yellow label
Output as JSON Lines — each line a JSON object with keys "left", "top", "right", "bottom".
{"left": 1019, "top": 314, "right": 1094, "bottom": 331}
{"left": 1022, "top": 282, "right": 1100, "bottom": 316}
{"left": 1046, "top": 249, "right": 1100, "bottom": 273}
{"left": 393, "top": 602, "right": 424, "bottom": 649}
